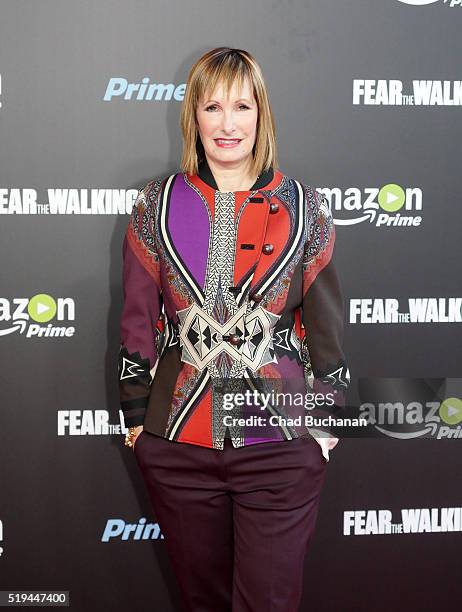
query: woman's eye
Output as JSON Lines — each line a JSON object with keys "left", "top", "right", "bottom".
{"left": 204, "top": 104, "right": 250, "bottom": 112}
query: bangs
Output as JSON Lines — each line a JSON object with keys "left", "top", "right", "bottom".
{"left": 194, "top": 54, "right": 254, "bottom": 106}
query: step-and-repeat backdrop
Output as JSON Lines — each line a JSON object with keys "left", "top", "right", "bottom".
{"left": 1, "top": 1, "right": 461, "bottom": 610}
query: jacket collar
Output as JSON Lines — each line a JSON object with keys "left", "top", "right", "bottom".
{"left": 197, "top": 157, "right": 274, "bottom": 191}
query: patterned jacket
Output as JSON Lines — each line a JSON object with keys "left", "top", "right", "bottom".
{"left": 118, "top": 158, "right": 350, "bottom": 459}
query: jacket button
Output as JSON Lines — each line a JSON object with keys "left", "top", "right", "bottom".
{"left": 269, "top": 203, "right": 279, "bottom": 214}
{"left": 251, "top": 293, "right": 263, "bottom": 303}
{"left": 262, "top": 243, "right": 274, "bottom": 255}
{"left": 228, "top": 334, "right": 241, "bottom": 346}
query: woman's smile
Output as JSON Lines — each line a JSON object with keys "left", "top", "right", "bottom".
{"left": 214, "top": 138, "right": 242, "bottom": 148}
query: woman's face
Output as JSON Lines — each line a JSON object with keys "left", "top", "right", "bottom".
{"left": 196, "top": 77, "right": 258, "bottom": 169}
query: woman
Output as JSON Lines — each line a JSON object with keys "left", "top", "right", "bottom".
{"left": 118, "top": 47, "right": 350, "bottom": 612}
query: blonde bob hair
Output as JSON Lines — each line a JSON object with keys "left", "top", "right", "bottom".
{"left": 180, "top": 47, "right": 279, "bottom": 177}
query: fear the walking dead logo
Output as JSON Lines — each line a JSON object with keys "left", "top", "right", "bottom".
{"left": 353, "top": 79, "right": 462, "bottom": 105}
{"left": 344, "top": 506, "right": 462, "bottom": 536}
{"left": 0, "top": 188, "right": 138, "bottom": 214}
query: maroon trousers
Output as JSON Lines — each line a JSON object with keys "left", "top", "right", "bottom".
{"left": 134, "top": 431, "right": 327, "bottom": 612}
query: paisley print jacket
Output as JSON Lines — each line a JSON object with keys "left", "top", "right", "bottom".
{"left": 118, "top": 158, "right": 350, "bottom": 457}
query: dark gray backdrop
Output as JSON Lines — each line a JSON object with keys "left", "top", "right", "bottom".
{"left": 1, "top": 1, "right": 461, "bottom": 611}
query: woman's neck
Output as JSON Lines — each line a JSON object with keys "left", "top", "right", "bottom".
{"left": 205, "top": 157, "right": 259, "bottom": 192}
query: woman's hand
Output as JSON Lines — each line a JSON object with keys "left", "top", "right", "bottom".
{"left": 314, "top": 436, "right": 339, "bottom": 450}
{"left": 325, "top": 437, "right": 339, "bottom": 451}
{"left": 131, "top": 425, "right": 144, "bottom": 450}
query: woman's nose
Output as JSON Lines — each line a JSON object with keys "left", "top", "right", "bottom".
{"left": 220, "top": 111, "right": 237, "bottom": 132}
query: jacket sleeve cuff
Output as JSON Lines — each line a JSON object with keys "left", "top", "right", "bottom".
{"left": 121, "top": 396, "right": 149, "bottom": 428}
